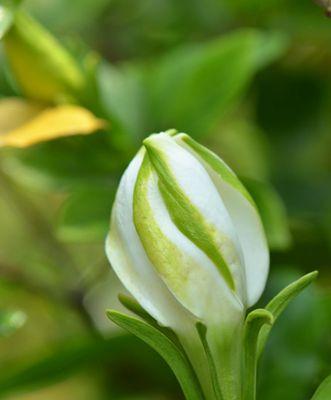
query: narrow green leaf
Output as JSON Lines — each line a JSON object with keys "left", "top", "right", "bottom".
{"left": 118, "top": 294, "right": 189, "bottom": 352}
{"left": 311, "top": 374, "right": 331, "bottom": 400}
{"left": 258, "top": 271, "right": 319, "bottom": 357}
{"left": 243, "top": 309, "right": 274, "bottom": 400}
{"left": 196, "top": 322, "right": 223, "bottom": 400}
{"left": 118, "top": 293, "right": 157, "bottom": 326}
{"left": 107, "top": 310, "right": 204, "bottom": 400}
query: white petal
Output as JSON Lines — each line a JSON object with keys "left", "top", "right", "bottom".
{"left": 106, "top": 149, "right": 192, "bottom": 326}
{"left": 143, "top": 166, "right": 243, "bottom": 320}
{"left": 176, "top": 134, "right": 269, "bottom": 306}
{"left": 211, "top": 178, "right": 269, "bottom": 306}
{"left": 144, "top": 133, "right": 247, "bottom": 301}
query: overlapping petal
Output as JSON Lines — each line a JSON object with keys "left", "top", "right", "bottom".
{"left": 143, "top": 133, "right": 246, "bottom": 303}
{"left": 176, "top": 133, "right": 269, "bottom": 306}
{"left": 106, "top": 130, "right": 269, "bottom": 325}
{"left": 133, "top": 150, "right": 242, "bottom": 320}
{"left": 106, "top": 149, "right": 194, "bottom": 327}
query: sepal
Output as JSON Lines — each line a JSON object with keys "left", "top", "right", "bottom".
{"left": 196, "top": 323, "right": 223, "bottom": 400}
{"left": 118, "top": 293, "right": 181, "bottom": 345}
{"left": 106, "top": 310, "right": 204, "bottom": 400}
{"left": 118, "top": 293, "right": 157, "bottom": 325}
{"left": 257, "top": 270, "right": 318, "bottom": 357}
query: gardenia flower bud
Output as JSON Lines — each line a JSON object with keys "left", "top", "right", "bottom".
{"left": 106, "top": 130, "right": 269, "bottom": 399}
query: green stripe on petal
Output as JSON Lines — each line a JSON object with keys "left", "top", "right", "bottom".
{"left": 164, "top": 129, "right": 178, "bottom": 137}
{"left": 180, "top": 134, "right": 256, "bottom": 208}
{"left": 176, "top": 133, "right": 269, "bottom": 307}
{"left": 134, "top": 154, "right": 199, "bottom": 301}
{"left": 143, "top": 139, "right": 235, "bottom": 291}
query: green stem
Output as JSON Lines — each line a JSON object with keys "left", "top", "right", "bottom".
{"left": 243, "top": 346, "right": 256, "bottom": 400}
{"left": 196, "top": 322, "right": 224, "bottom": 400}
{"left": 178, "top": 326, "right": 217, "bottom": 400}
{"left": 204, "top": 316, "right": 244, "bottom": 400}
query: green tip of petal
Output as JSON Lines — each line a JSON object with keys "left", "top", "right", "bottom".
{"left": 165, "top": 129, "right": 178, "bottom": 137}
{"left": 142, "top": 139, "right": 151, "bottom": 148}
{"left": 142, "top": 136, "right": 165, "bottom": 172}
{"left": 177, "top": 132, "right": 192, "bottom": 141}
{"left": 143, "top": 135, "right": 157, "bottom": 149}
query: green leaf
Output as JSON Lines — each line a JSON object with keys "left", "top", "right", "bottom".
{"left": 107, "top": 310, "right": 204, "bottom": 400}
{"left": 242, "top": 178, "right": 292, "bottom": 250}
{"left": 0, "top": 310, "right": 26, "bottom": 337}
{"left": 117, "top": 294, "right": 185, "bottom": 350}
{"left": 208, "top": 119, "right": 270, "bottom": 181}
{"left": 258, "top": 271, "right": 319, "bottom": 357}
{"left": 311, "top": 374, "right": 331, "bottom": 400}
{"left": 8, "top": 132, "right": 121, "bottom": 191}
{"left": 149, "top": 29, "right": 287, "bottom": 137}
{"left": 118, "top": 293, "right": 157, "bottom": 326}
{"left": 57, "top": 187, "right": 115, "bottom": 242}
{"left": 243, "top": 309, "right": 274, "bottom": 400}
{"left": 196, "top": 322, "right": 223, "bottom": 400}
{"left": 98, "top": 62, "right": 147, "bottom": 142}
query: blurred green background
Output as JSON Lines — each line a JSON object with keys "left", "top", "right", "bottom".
{"left": 0, "top": 0, "right": 330, "bottom": 399}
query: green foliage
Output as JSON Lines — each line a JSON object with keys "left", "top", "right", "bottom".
{"left": 147, "top": 30, "right": 286, "bottom": 137}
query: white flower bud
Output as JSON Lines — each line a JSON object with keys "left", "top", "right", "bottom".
{"left": 106, "top": 130, "right": 269, "bottom": 399}
{"left": 106, "top": 131, "right": 268, "bottom": 323}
